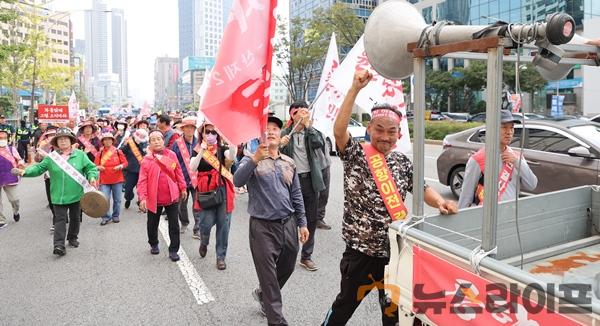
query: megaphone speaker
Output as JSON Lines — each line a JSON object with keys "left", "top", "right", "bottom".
{"left": 364, "top": 0, "right": 427, "bottom": 80}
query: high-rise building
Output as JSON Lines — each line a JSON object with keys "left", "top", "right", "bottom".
{"left": 0, "top": 2, "right": 72, "bottom": 68}
{"left": 154, "top": 57, "right": 179, "bottom": 111}
{"left": 84, "top": 0, "right": 108, "bottom": 81}
{"left": 111, "top": 8, "right": 128, "bottom": 99}
{"left": 178, "top": 0, "right": 223, "bottom": 70}
{"left": 289, "top": 0, "right": 379, "bottom": 101}
{"left": 178, "top": 0, "right": 195, "bottom": 72}
{"left": 222, "top": 0, "right": 233, "bottom": 25}
{"left": 290, "top": 0, "right": 377, "bottom": 21}
{"left": 408, "top": 0, "right": 599, "bottom": 115}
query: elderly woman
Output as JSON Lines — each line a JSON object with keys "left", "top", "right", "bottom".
{"left": 16, "top": 128, "right": 98, "bottom": 256}
{"left": 95, "top": 132, "right": 127, "bottom": 225}
{"left": 137, "top": 130, "right": 187, "bottom": 262}
{"left": 77, "top": 120, "right": 101, "bottom": 162}
{"left": 190, "top": 122, "right": 236, "bottom": 270}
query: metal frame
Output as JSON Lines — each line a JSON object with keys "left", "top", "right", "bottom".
{"left": 409, "top": 36, "right": 600, "bottom": 254}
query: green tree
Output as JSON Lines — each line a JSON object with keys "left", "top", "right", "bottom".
{"left": 274, "top": 4, "right": 364, "bottom": 101}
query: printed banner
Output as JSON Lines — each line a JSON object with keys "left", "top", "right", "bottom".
{"left": 200, "top": 0, "right": 278, "bottom": 145}
{"left": 330, "top": 35, "right": 411, "bottom": 153}
{"left": 412, "top": 246, "right": 583, "bottom": 325}
{"left": 312, "top": 33, "right": 342, "bottom": 138}
{"left": 38, "top": 105, "right": 69, "bottom": 123}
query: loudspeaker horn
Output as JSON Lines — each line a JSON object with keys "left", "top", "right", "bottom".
{"left": 364, "top": 0, "right": 427, "bottom": 80}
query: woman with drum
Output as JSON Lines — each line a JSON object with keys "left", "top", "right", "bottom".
{"left": 137, "top": 130, "right": 187, "bottom": 262}
{"left": 189, "top": 122, "right": 236, "bottom": 270}
{"left": 15, "top": 128, "right": 99, "bottom": 256}
{"left": 95, "top": 132, "right": 128, "bottom": 225}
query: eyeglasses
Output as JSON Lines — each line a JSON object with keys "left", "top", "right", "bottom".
{"left": 205, "top": 130, "right": 218, "bottom": 135}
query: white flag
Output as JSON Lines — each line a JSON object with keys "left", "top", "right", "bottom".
{"left": 68, "top": 91, "right": 79, "bottom": 119}
{"left": 330, "top": 35, "right": 411, "bottom": 154}
{"left": 197, "top": 69, "right": 211, "bottom": 103}
{"left": 312, "top": 33, "right": 344, "bottom": 138}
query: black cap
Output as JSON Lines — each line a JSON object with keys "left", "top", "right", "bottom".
{"left": 267, "top": 116, "right": 283, "bottom": 129}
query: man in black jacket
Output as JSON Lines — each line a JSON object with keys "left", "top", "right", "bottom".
{"left": 280, "top": 101, "right": 331, "bottom": 272}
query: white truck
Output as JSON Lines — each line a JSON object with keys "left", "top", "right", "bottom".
{"left": 363, "top": 1, "right": 600, "bottom": 325}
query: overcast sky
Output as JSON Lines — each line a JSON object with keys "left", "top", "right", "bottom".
{"left": 48, "top": 0, "right": 289, "bottom": 107}
{"left": 49, "top": 0, "right": 179, "bottom": 107}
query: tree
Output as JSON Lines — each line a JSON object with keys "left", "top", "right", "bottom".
{"left": 0, "top": 1, "right": 31, "bottom": 119}
{"left": 274, "top": 4, "right": 364, "bottom": 102}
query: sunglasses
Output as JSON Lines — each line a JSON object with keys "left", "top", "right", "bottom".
{"left": 204, "top": 130, "right": 218, "bottom": 135}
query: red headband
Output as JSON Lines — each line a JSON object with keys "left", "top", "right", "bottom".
{"left": 372, "top": 108, "right": 401, "bottom": 124}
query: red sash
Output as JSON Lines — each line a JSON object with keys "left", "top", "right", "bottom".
{"left": 153, "top": 153, "right": 178, "bottom": 183}
{"left": 361, "top": 143, "right": 408, "bottom": 221}
{"left": 176, "top": 137, "right": 198, "bottom": 188}
{"left": 472, "top": 148, "right": 515, "bottom": 205}
{"left": 100, "top": 147, "right": 116, "bottom": 166}
{"left": 0, "top": 147, "right": 17, "bottom": 167}
{"left": 78, "top": 136, "right": 98, "bottom": 156}
{"left": 126, "top": 138, "right": 144, "bottom": 163}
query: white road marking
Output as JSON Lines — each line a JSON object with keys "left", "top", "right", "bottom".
{"left": 425, "top": 177, "right": 440, "bottom": 184}
{"left": 406, "top": 154, "right": 439, "bottom": 160}
{"left": 159, "top": 220, "right": 215, "bottom": 305}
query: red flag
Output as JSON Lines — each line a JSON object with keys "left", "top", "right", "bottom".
{"left": 200, "top": 0, "right": 277, "bottom": 145}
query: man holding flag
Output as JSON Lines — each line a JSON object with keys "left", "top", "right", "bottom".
{"left": 321, "top": 70, "right": 457, "bottom": 325}
{"left": 280, "top": 101, "right": 331, "bottom": 272}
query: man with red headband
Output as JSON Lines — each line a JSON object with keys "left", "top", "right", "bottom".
{"left": 321, "top": 70, "right": 458, "bottom": 325}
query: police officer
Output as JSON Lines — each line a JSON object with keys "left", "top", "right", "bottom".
{"left": 0, "top": 115, "right": 15, "bottom": 143}
{"left": 16, "top": 120, "right": 31, "bottom": 162}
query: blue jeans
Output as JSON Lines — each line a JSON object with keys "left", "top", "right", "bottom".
{"left": 199, "top": 201, "right": 231, "bottom": 260}
{"left": 100, "top": 183, "right": 123, "bottom": 221}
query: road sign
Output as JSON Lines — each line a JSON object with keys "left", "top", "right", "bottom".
{"left": 37, "top": 104, "right": 69, "bottom": 123}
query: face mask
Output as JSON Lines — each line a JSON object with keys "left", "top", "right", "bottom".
{"left": 0, "top": 140, "right": 7, "bottom": 147}
{"left": 117, "top": 125, "right": 125, "bottom": 130}
{"left": 205, "top": 134, "right": 218, "bottom": 145}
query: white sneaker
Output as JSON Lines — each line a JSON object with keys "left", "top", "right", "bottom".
{"left": 0, "top": 223, "right": 7, "bottom": 229}
{"left": 180, "top": 224, "right": 188, "bottom": 234}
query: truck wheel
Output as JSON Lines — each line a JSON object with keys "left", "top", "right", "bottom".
{"left": 449, "top": 166, "right": 465, "bottom": 199}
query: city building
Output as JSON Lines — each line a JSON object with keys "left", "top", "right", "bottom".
{"left": 154, "top": 57, "right": 179, "bottom": 112}
{"left": 92, "top": 73, "right": 121, "bottom": 107}
{"left": 408, "top": 0, "right": 600, "bottom": 114}
{"left": 178, "top": 0, "right": 223, "bottom": 72}
{"left": 269, "top": 77, "right": 290, "bottom": 119}
{"left": 179, "top": 56, "right": 214, "bottom": 109}
{"left": 289, "top": 0, "right": 379, "bottom": 101}
{"left": 0, "top": 1, "right": 72, "bottom": 118}
{"left": 0, "top": 1, "right": 71, "bottom": 67}
{"left": 84, "top": 0, "right": 108, "bottom": 85}
{"left": 111, "top": 8, "right": 129, "bottom": 99}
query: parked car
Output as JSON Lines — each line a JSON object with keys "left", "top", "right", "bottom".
{"left": 437, "top": 119, "right": 600, "bottom": 198}
{"left": 325, "top": 118, "right": 366, "bottom": 155}
{"left": 467, "top": 112, "right": 486, "bottom": 122}
{"left": 583, "top": 113, "right": 600, "bottom": 124}
{"left": 442, "top": 112, "right": 470, "bottom": 121}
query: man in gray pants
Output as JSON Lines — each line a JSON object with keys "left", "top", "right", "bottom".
{"left": 234, "top": 116, "right": 309, "bottom": 326}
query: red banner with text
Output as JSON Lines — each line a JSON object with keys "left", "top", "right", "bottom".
{"left": 412, "top": 246, "right": 584, "bottom": 325}
{"left": 37, "top": 104, "right": 69, "bottom": 123}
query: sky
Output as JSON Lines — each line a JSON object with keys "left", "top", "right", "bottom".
{"left": 48, "top": 0, "right": 179, "bottom": 106}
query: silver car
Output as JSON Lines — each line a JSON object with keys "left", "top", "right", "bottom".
{"left": 437, "top": 119, "right": 600, "bottom": 198}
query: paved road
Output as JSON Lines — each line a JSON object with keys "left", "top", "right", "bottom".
{"left": 0, "top": 144, "right": 453, "bottom": 326}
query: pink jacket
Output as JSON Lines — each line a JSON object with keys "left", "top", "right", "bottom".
{"left": 137, "top": 148, "right": 186, "bottom": 214}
